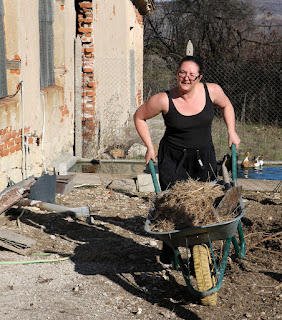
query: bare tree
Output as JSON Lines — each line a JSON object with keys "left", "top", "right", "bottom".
{"left": 144, "top": 0, "right": 277, "bottom": 64}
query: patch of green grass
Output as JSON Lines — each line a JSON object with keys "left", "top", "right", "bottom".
{"left": 212, "top": 118, "right": 282, "bottom": 161}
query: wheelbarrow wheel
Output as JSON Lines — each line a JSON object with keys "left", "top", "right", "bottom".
{"left": 193, "top": 244, "right": 217, "bottom": 306}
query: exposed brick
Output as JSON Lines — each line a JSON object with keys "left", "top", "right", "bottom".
{"left": 15, "top": 144, "right": 21, "bottom": 151}
{"left": 14, "top": 137, "right": 21, "bottom": 144}
{"left": 62, "top": 110, "right": 69, "bottom": 117}
{"left": 83, "top": 108, "right": 95, "bottom": 114}
{"left": 84, "top": 18, "right": 92, "bottom": 23}
{"left": 81, "top": 37, "right": 93, "bottom": 43}
{"left": 85, "top": 91, "right": 95, "bottom": 96}
{"left": 78, "top": 27, "right": 92, "bottom": 33}
{"left": 10, "top": 69, "right": 21, "bottom": 75}
{"left": 79, "top": 2, "right": 93, "bottom": 9}
{"left": 87, "top": 81, "right": 95, "bottom": 87}
{"left": 84, "top": 47, "right": 94, "bottom": 53}
{"left": 1, "top": 149, "right": 9, "bottom": 157}
{"left": 83, "top": 67, "right": 93, "bottom": 73}
{"left": 6, "top": 140, "right": 14, "bottom": 149}
{"left": 5, "top": 132, "right": 11, "bottom": 141}
{"left": 9, "top": 145, "right": 16, "bottom": 154}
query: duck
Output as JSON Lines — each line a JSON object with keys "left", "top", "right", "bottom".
{"left": 253, "top": 156, "right": 264, "bottom": 168}
{"left": 241, "top": 152, "right": 256, "bottom": 168}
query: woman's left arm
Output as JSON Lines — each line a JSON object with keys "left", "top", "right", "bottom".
{"left": 208, "top": 83, "right": 241, "bottom": 149}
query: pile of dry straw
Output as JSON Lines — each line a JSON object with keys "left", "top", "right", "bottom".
{"left": 150, "top": 179, "right": 238, "bottom": 232}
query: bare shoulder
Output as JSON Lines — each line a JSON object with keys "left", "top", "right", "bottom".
{"left": 147, "top": 91, "right": 168, "bottom": 107}
{"left": 135, "top": 91, "right": 169, "bottom": 120}
{"left": 206, "top": 83, "right": 226, "bottom": 101}
{"left": 206, "top": 83, "right": 223, "bottom": 94}
{"left": 145, "top": 91, "right": 169, "bottom": 113}
{"left": 206, "top": 82, "right": 231, "bottom": 107}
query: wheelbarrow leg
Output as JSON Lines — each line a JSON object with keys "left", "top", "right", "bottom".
{"left": 232, "top": 220, "right": 246, "bottom": 258}
{"left": 160, "top": 242, "right": 179, "bottom": 270}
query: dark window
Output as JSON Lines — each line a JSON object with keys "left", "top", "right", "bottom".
{"left": 39, "top": 0, "right": 55, "bottom": 88}
{"left": 0, "top": 0, "right": 7, "bottom": 98}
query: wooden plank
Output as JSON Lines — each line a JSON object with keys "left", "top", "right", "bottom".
{"left": 0, "top": 228, "right": 36, "bottom": 255}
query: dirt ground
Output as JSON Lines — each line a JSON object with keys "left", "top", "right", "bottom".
{"left": 0, "top": 183, "right": 281, "bottom": 320}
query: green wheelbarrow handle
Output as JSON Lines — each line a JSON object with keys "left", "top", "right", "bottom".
{"left": 148, "top": 160, "right": 161, "bottom": 194}
{"left": 231, "top": 144, "right": 237, "bottom": 182}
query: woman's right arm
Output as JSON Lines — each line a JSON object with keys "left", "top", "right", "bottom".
{"left": 133, "top": 92, "right": 167, "bottom": 164}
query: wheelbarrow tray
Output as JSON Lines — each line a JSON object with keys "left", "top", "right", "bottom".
{"left": 145, "top": 196, "right": 246, "bottom": 248}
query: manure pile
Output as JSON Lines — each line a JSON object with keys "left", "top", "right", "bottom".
{"left": 150, "top": 180, "right": 240, "bottom": 232}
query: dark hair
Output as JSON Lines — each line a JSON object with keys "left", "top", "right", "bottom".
{"left": 178, "top": 56, "right": 203, "bottom": 74}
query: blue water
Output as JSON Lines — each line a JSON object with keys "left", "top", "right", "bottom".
{"left": 237, "top": 166, "right": 282, "bottom": 180}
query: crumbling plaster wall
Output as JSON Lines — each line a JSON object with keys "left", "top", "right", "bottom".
{"left": 77, "top": 0, "right": 145, "bottom": 158}
{"left": 0, "top": 0, "right": 76, "bottom": 191}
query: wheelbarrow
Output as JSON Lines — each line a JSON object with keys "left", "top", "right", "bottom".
{"left": 145, "top": 144, "right": 246, "bottom": 306}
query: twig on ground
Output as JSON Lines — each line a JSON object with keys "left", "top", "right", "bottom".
{"left": 246, "top": 231, "right": 282, "bottom": 253}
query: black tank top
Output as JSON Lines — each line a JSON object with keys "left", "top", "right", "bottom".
{"left": 162, "top": 83, "right": 214, "bottom": 149}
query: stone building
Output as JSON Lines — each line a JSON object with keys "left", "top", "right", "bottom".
{"left": 0, "top": 0, "right": 154, "bottom": 191}
{"left": 0, "top": 0, "right": 76, "bottom": 191}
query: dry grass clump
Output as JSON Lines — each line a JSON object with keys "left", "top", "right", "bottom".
{"left": 150, "top": 179, "right": 237, "bottom": 232}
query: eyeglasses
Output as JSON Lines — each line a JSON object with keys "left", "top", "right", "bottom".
{"left": 177, "top": 70, "right": 201, "bottom": 81}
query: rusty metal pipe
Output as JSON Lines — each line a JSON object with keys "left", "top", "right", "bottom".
{"left": 17, "top": 198, "right": 90, "bottom": 218}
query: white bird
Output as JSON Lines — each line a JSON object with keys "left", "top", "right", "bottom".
{"left": 254, "top": 156, "right": 264, "bottom": 168}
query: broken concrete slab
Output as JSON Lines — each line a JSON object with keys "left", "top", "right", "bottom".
{"left": 71, "top": 173, "right": 113, "bottom": 187}
{"left": 137, "top": 173, "right": 159, "bottom": 193}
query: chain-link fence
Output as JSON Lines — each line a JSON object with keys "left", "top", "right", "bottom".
{"left": 142, "top": 56, "right": 281, "bottom": 191}
{"left": 92, "top": 56, "right": 281, "bottom": 191}
{"left": 143, "top": 57, "right": 282, "bottom": 161}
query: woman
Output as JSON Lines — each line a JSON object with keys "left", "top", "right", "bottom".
{"left": 134, "top": 56, "right": 240, "bottom": 264}
{"left": 134, "top": 56, "right": 240, "bottom": 191}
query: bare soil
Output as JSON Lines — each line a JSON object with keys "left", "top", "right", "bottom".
{"left": 0, "top": 185, "right": 281, "bottom": 320}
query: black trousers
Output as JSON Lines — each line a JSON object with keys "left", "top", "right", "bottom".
{"left": 158, "top": 138, "right": 217, "bottom": 191}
